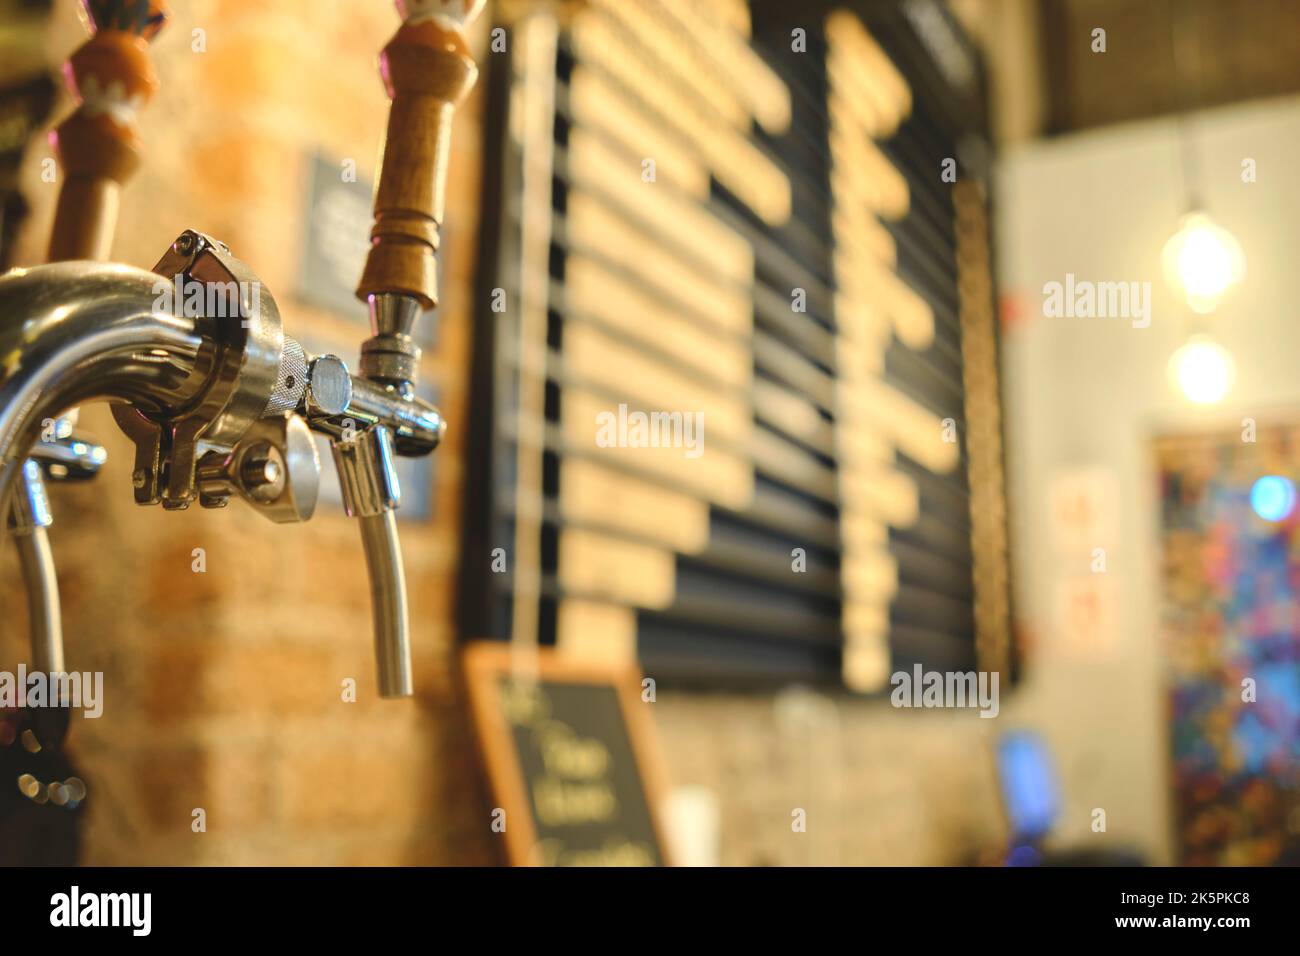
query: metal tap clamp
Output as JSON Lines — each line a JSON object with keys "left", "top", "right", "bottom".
{"left": 111, "top": 229, "right": 314, "bottom": 513}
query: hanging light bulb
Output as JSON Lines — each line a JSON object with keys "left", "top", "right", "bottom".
{"left": 1168, "top": 334, "right": 1234, "bottom": 405}
{"left": 1161, "top": 212, "right": 1246, "bottom": 314}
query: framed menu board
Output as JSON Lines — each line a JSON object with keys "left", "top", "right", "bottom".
{"left": 462, "top": 642, "right": 674, "bottom": 866}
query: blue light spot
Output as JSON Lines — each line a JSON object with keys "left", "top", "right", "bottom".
{"left": 1006, "top": 844, "right": 1042, "bottom": 867}
{"left": 1250, "top": 476, "right": 1296, "bottom": 522}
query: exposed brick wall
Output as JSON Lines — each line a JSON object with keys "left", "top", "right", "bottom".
{"left": 654, "top": 691, "right": 1006, "bottom": 866}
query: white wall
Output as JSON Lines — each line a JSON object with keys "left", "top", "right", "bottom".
{"left": 995, "top": 95, "right": 1300, "bottom": 864}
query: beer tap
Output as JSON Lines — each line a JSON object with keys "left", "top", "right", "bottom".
{"left": 333, "top": 0, "right": 484, "bottom": 696}
{"left": 1, "top": 0, "right": 481, "bottom": 699}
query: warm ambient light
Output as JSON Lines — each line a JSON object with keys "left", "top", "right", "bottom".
{"left": 1168, "top": 335, "right": 1234, "bottom": 405}
{"left": 1161, "top": 212, "right": 1246, "bottom": 314}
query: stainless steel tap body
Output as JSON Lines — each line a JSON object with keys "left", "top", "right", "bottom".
{"left": 1, "top": 237, "right": 445, "bottom": 699}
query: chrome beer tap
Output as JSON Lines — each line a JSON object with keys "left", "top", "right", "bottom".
{"left": 0, "top": 231, "right": 446, "bottom": 695}
{"left": 1, "top": 0, "right": 482, "bottom": 699}
{"left": 329, "top": 0, "right": 484, "bottom": 695}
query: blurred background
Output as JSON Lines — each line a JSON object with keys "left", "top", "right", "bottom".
{"left": 1, "top": 0, "right": 1297, "bottom": 866}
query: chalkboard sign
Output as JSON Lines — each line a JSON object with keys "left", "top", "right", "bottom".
{"left": 462, "top": 643, "right": 673, "bottom": 866}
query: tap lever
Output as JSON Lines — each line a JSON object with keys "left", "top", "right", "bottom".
{"left": 331, "top": 426, "right": 401, "bottom": 518}
{"left": 355, "top": 6, "right": 482, "bottom": 311}
{"left": 354, "top": 1, "right": 485, "bottom": 392}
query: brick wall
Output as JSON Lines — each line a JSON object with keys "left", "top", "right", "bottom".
{"left": 2, "top": 0, "right": 1009, "bottom": 867}
{"left": 655, "top": 691, "right": 1006, "bottom": 866}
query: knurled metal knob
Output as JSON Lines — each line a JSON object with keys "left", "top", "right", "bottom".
{"left": 264, "top": 335, "right": 308, "bottom": 416}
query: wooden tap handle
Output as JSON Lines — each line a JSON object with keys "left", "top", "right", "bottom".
{"left": 355, "top": 0, "right": 485, "bottom": 311}
{"left": 47, "top": 1, "right": 167, "bottom": 262}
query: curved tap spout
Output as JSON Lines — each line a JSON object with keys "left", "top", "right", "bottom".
{"left": 0, "top": 261, "right": 203, "bottom": 511}
{"left": 0, "top": 261, "right": 202, "bottom": 670}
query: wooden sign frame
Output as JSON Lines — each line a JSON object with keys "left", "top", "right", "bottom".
{"left": 461, "top": 641, "right": 675, "bottom": 867}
